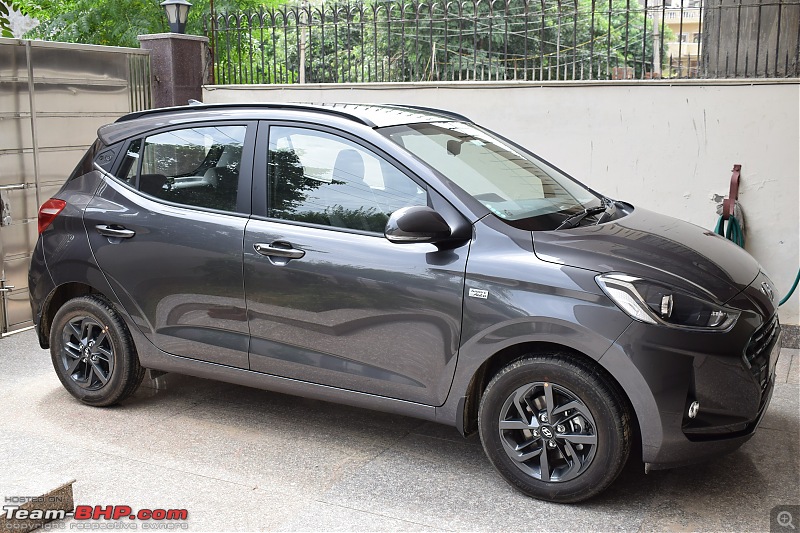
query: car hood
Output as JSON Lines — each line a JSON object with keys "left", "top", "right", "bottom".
{"left": 532, "top": 206, "right": 760, "bottom": 303}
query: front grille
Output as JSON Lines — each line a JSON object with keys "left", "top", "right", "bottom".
{"left": 744, "top": 314, "right": 779, "bottom": 391}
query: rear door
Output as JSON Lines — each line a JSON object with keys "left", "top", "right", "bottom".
{"left": 84, "top": 121, "right": 255, "bottom": 368}
{"left": 243, "top": 123, "right": 469, "bottom": 405}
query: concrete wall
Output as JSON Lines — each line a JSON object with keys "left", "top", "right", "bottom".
{"left": 204, "top": 80, "right": 800, "bottom": 329}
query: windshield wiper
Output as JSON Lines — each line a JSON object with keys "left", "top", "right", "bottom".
{"left": 556, "top": 204, "right": 609, "bottom": 230}
{"left": 593, "top": 197, "right": 617, "bottom": 225}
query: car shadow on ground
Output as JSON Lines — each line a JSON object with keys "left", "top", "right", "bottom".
{"left": 32, "top": 370, "right": 797, "bottom": 531}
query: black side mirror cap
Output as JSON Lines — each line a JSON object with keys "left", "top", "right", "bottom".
{"left": 385, "top": 206, "right": 452, "bottom": 244}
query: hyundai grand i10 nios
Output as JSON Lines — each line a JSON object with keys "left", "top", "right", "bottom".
{"left": 29, "top": 103, "right": 782, "bottom": 503}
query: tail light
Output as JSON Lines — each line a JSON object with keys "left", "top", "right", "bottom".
{"left": 38, "top": 198, "right": 67, "bottom": 234}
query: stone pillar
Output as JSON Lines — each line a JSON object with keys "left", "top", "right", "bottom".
{"left": 137, "top": 33, "right": 209, "bottom": 108}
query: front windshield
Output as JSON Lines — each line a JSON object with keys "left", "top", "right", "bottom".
{"left": 380, "top": 122, "right": 602, "bottom": 230}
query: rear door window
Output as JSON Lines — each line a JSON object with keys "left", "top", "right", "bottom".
{"left": 128, "top": 125, "right": 247, "bottom": 213}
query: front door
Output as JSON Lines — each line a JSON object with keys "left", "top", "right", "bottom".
{"left": 85, "top": 122, "right": 254, "bottom": 368}
{"left": 244, "top": 124, "right": 468, "bottom": 405}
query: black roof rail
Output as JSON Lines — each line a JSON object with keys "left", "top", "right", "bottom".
{"left": 383, "top": 104, "right": 472, "bottom": 123}
{"left": 115, "top": 102, "right": 376, "bottom": 127}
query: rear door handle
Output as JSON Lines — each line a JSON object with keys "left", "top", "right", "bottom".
{"left": 96, "top": 224, "right": 136, "bottom": 239}
{"left": 254, "top": 242, "right": 305, "bottom": 259}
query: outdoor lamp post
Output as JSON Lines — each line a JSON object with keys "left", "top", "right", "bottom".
{"left": 161, "top": 0, "right": 192, "bottom": 34}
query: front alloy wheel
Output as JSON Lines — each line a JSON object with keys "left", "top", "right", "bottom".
{"left": 478, "top": 353, "right": 631, "bottom": 503}
{"left": 498, "top": 381, "right": 598, "bottom": 483}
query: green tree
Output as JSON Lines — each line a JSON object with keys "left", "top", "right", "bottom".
{"left": 1, "top": 1, "right": 27, "bottom": 37}
{"left": 212, "top": 0, "right": 673, "bottom": 84}
{"left": 384, "top": 0, "right": 673, "bottom": 81}
{"left": 13, "top": 0, "right": 271, "bottom": 47}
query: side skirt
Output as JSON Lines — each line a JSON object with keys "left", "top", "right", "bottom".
{"left": 136, "top": 336, "right": 440, "bottom": 423}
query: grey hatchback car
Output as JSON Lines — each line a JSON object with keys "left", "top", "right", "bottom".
{"left": 29, "top": 103, "right": 781, "bottom": 503}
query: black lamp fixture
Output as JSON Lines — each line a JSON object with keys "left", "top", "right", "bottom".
{"left": 161, "top": 0, "right": 192, "bottom": 34}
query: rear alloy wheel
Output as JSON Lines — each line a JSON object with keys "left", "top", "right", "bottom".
{"left": 50, "top": 295, "right": 144, "bottom": 406}
{"left": 478, "top": 354, "right": 631, "bottom": 503}
{"left": 60, "top": 316, "right": 115, "bottom": 391}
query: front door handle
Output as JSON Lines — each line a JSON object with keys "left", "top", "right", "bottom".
{"left": 96, "top": 224, "right": 136, "bottom": 239}
{"left": 254, "top": 242, "right": 305, "bottom": 259}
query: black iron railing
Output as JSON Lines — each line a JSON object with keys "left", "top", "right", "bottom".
{"left": 204, "top": 0, "right": 800, "bottom": 84}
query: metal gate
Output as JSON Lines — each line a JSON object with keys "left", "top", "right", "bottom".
{"left": 0, "top": 38, "right": 151, "bottom": 336}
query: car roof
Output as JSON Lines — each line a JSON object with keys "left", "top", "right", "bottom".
{"left": 97, "top": 103, "right": 470, "bottom": 145}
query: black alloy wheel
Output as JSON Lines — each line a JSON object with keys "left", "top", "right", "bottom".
{"left": 478, "top": 353, "right": 631, "bottom": 503}
{"left": 50, "top": 295, "right": 145, "bottom": 406}
{"left": 497, "top": 381, "right": 598, "bottom": 483}
{"left": 61, "top": 316, "right": 115, "bottom": 391}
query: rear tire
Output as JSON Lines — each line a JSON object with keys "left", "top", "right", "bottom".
{"left": 50, "top": 295, "right": 144, "bottom": 406}
{"left": 478, "top": 353, "right": 631, "bottom": 503}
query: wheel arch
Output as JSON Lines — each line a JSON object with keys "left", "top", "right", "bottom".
{"left": 38, "top": 282, "right": 105, "bottom": 348}
{"left": 458, "top": 341, "right": 642, "bottom": 454}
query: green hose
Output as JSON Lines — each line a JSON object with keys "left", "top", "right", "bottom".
{"left": 714, "top": 208, "right": 796, "bottom": 307}
{"left": 779, "top": 268, "right": 800, "bottom": 306}
{"left": 714, "top": 214, "right": 745, "bottom": 248}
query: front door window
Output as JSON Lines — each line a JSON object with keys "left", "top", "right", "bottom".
{"left": 267, "top": 126, "right": 426, "bottom": 232}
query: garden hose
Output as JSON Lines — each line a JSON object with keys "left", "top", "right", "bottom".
{"left": 714, "top": 214, "right": 745, "bottom": 248}
{"left": 779, "top": 269, "right": 800, "bottom": 306}
{"left": 713, "top": 200, "right": 797, "bottom": 307}
{"left": 715, "top": 199, "right": 745, "bottom": 248}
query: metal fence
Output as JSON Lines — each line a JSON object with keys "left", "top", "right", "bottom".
{"left": 205, "top": 0, "right": 800, "bottom": 84}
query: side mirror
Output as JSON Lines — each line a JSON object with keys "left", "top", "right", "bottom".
{"left": 385, "top": 206, "right": 452, "bottom": 244}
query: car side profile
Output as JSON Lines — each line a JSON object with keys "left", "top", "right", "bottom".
{"left": 29, "top": 103, "right": 781, "bottom": 503}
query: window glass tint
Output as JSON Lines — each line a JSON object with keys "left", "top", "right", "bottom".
{"left": 116, "top": 139, "right": 141, "bottom": 185}
{"left": 268, "top": 126, "right": 426, "bottom": 233}
{"left": 139, "top": 126, "right": 246, "bottom": 212}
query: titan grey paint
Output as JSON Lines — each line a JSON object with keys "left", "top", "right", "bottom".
{"left": 28, "top": 103, "right": 781, "bottom": 474}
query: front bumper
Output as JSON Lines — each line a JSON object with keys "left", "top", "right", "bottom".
{"left": 646, "top": 370, "right": 775, "bottom": 470}
{"left": 604, "top": 304, "right": 781, "bottom": 470}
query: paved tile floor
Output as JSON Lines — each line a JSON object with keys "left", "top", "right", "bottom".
{"left": 1, "top": 330, "right": 798, "bottom": 532}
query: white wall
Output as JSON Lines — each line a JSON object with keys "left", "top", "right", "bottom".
{"left": 204, "top": 80, "right": 800, "bottom": 326}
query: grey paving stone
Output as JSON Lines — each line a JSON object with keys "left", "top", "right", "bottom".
{"left": 3, "top": 329, "right": 799, "bottom": 532}
{"left": 60, "top": 455, "right": 310, "bottom": 532}
{"left": 760, "top": 383, "right": 800, "bottom": 434}
{"left": 0, "top": 330, "right": 52, "bottom": 389}
{"left": 318, "top": 432, "right": 654, "bottom": 532}
{"left": 410, "top": 421, "right": 481, "bottom": 446}
{"left": 635, "top": 426, "right": 800, "bottom": 531}
{"left": 99, "top": 391, "right": 419, "bottom": 495}
{"left": 775, "top": 348, "right": 794, "bottom": 384}
{"left": 789, "top": 351, "right": 800, "bottom": 385}
{"left": 276, "top": 501, "right": 447, "bottom": 532}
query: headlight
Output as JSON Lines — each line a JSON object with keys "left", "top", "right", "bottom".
{"left": 596, "top": 273, "right": 739, "bottom": 330}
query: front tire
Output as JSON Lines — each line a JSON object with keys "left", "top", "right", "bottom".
{"left": 478, "top": 353, "right": 631, "bottom": 503}
{"left": 50, "top": 295, "right": 144, "bottom": 406}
